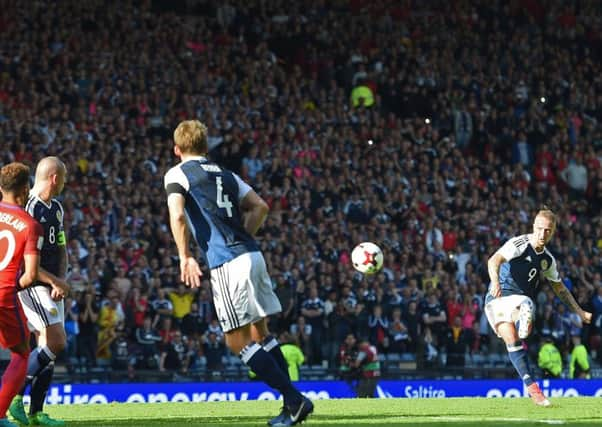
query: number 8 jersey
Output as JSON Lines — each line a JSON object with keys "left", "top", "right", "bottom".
{"left": 164, "top": 156, "right": 259, "bottom": 269}
{"left": 495, "top": 234, "right": 560, "bottom": 300}
{"left": 25, "top": 194, "right": 66, "bottom": 283}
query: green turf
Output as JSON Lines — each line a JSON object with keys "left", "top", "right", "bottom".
{"left": 27, "top": 397, "right": 602, "bottom": 427}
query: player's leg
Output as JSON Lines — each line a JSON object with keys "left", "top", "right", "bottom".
{"left": 485, "top": 295, "right": 549, "bottom": 407}
{"left": 246, "top": 252, "right": 312, "bottom": 427}
{"left": 497, "top": 322, "right": 550, "bottom": 407}
{"left": 251, "top": 319, "right": 292, "bottom": 426}
{"left": 252, "top": 318, "right": 290, "bottom": 381}
{"left": 27, "top": 322, "right": 65, "bottom": 426}
{"left": 226, "top": 324, "right": 302, "bottom": 403}
{"left": 213, "top": 253, "right": 312, "bottom": 426}
{"left": 0, "top": 342, "right": 29, "bottom": 427}
{"left": 0, "top": 305, "right": 30, "bottom": 427}
{"left": 13, "top": 288, "right": 65, "bottom": 426}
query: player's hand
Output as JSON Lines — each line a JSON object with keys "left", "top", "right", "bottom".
{"left": 53, "top": 277, "right": 70, "bottom": 294}
{"left": 50, "top": 287, "right": 65, "bottom": 301}
{"left": 180, "top": 257, "right": 203, "bottom": 288}
{"left": 489, "top": 283, "right": 501, "bottom": 298}
{"left": 580, "top": 310, "right": 592, "bottom": 324}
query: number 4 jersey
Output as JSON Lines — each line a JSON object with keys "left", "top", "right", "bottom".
{"left": 0, "top": 201, "right": 44, "bottom": 305}
{"left": 495, "top": 234, "right": 560, "bottom": 300}
{"left": 164, "top": 156, "right": 259, "bottom": 269}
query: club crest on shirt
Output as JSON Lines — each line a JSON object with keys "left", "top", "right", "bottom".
{"left": 49, "top": 307, "right": 58, "bottom": 317}
{"left": 541, "top": 259, "right": 548, "bottom": 270}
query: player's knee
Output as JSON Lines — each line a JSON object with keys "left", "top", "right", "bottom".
{"left": 46, "top": 329, "right": 67, "bottom": 354}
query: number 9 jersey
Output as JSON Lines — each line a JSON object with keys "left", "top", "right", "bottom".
{"left": 495, "top": 234, "right": 560, "bottom": 300}
{"left": 25, "top": 194, "right": 66, "bottom": 282}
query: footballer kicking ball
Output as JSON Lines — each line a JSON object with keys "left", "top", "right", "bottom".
{"left": 351, "top": 242, "right": 384, "bottom": 274}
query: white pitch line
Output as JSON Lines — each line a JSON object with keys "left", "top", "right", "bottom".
{"left": 431, "top": 416, "right": 566, "bottom": 425}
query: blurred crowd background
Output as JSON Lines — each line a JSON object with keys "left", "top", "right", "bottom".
{"left": 1, "top": 0, "right": 601, "bottom": 381}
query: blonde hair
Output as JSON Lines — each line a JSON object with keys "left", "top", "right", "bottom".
{"left": 173, "top": 120, "right": 208, "bottom": 155}
{"left": 535, "top": 207, "right": 557, "bottom": 228}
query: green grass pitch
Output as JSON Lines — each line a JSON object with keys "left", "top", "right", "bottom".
{"left": 41, "top": 397, "right": 601, "bottom": 426}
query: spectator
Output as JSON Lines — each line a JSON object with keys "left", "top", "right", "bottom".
{"left": 560, "top": 156, "right": 589, "bottom": 198}
{"left": 538, "top": 334, "right": 563, "bottom": 379}
{"left": 290, "top": 316, "right": 312, "bottom": 364}
{"left": 368, "top": 305, "right": 389, "bottom": 353}
{"left": 134, "top": 316, "right": 162, "bottom": 370}
{"left": 202, "top": 332, "right": 226, "bottom": 372}
{"left": 422, "top": 291, "right": 447, "bottom": 345}
{"left": 387, "top": 307, "right": 410, "bottom": 354}
{"left": 278, "top": 332, "right": 305, "bottom": 382}
{"left": 96, "top": 294, "right": 124, "bottom": 366}
{"left": 64, "top": 296, "right": 80, "bottom": 365}
{"left": 180, "top": 302, "right": 205, "bottom": 339}
{"left": 77, "top": 290, "right": 99, "bottom": 367}
{"left": 151, "top": 288, "right": 174, "bottom": 328}
{"left": 159, "top": 331, "right": 189, "bottom": 374}
{"left": 126, "top": 287, "right": 148, "bottom": 330}
{"left": 444, "top": 315, "right": 469, "bottom": 368}
{"left": 569, "top": 335, "right": 591, "bottom": 379}
{"left": 300, "top": 287, "right": 325, "bottom": 364}
{"left": 167, "top": 284, "right": 196, "bottom": 327}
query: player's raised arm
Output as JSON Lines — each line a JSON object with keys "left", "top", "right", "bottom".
{"left": 239, "top": 189, "right": 269, "bottom": 236}
{"left": 167, "top": 192, "right": 202, "bottom": 288}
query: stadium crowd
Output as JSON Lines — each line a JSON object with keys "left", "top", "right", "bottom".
{"left": 1, "top": 0, "right": 601, "bottom": 379}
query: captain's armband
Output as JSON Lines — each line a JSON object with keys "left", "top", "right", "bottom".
{"left": 57, "top": 230, "right": 66, "bottom": 246}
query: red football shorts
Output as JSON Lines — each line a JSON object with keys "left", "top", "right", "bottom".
{"left": 0, "top": 304, "right": 30, "bottom": 349}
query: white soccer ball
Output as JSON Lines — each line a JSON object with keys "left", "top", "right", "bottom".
{"left": 351, "top": 242, "right": 384, "bottom": 275}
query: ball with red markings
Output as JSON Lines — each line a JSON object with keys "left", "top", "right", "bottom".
{"left": 351, "top": 242, "right": 384, "bottom": 274}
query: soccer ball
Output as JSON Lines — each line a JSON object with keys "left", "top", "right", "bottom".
{"left": 351, "top": 242, "right": 384, "bottom": 274}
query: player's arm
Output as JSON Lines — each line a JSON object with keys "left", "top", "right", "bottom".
{"left": 487, "top": 252, "right": 506, "bottom": 298}
{"left": 38, "top": 266, "right": 70, "bottom": 296}
{"left": 56, "top": 202, "right": 68, "bottom": 278}
{"left": 20, "top": 222, "right": 43, "bottom": 288}
{"left": 239, "top": 189, "right": 269, "bottom": 236}
{"left": 19, "top": 253, "right": 40, "bottom": 288}
{"left": 487, "top": 237, "right": 522, "bottom": 298}
{"left": 544, "top": 257, "right": 591, "bottom": 323}
{"left": 167, "top": 192, "right": 202, "bottom": 288}
{"left": 548, "top": 279, "right": 592, "bottom": 324}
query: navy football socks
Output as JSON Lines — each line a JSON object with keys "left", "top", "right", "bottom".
{"left": 507, "top": 341, "right": 534, "bottom": 386}
{"left": 240, "top": 342, "right": 301, "bottom": 406}
{"left": 262, "top": 335, "right": 290, "bottom": 381}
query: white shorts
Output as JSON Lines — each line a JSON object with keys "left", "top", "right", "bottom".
{"left": 485, "top": 294, "right": 533, "bottom": 337}
{"left": 210, "top": 251, "right": 282, "bottom": 333}
{"left": 18, "top": 286, "right": 65, "bottom": 332}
